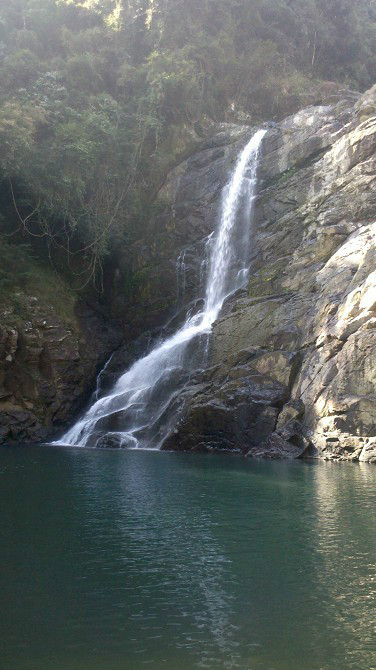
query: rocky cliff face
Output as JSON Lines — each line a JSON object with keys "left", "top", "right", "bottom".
{"left": 159, "top": 86, "right": 376, "bottom": 463}
{"left": 0, "top": 124, "right": 252, "bottom": 446}
{"left": 119, "top": 124, "right": 256, "bottom": 331}
{"left": 0, "top": 284, "right": 121, "bottom": 445}
{"left": 2, "top": 86, "right": 375, "bottom": 459}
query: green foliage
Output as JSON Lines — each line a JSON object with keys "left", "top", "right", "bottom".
{"left": 0, "top": 100, "right": 46, "bottom": 175}
{"left": 0, "top": 237, "right": 34, "bottom": 292}
{"left": 1, "top": 49, "right": 40, "bottom": 92}
{"left": 0, "top": 0, "right": 374, "bottom": 288}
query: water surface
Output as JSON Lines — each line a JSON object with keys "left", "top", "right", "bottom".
{"left": 0, "top": 447, "right": 375, "bottom": 670}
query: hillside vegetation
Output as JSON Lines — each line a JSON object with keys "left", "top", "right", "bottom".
{"left": 0, "top": 0, "right": 375, "bottom": 287}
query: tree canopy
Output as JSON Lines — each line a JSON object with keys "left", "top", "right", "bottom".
{"left": 0, "top": 0, "right": 375, "bottom": 287}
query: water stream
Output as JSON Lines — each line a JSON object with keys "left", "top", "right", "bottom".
{"left": 58, "top": 129, "right": 266, "bottom": 449}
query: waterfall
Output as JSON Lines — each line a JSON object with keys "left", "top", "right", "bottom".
{"left": 56, "top": 129, "right": 266, "bottom": 449}
{"left": 176, "top": 249, "right": 187, "bottom": 306}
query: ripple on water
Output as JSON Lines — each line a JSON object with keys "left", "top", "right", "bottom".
{"left": 0, "top": 447, "right": 375, "bottom": 670}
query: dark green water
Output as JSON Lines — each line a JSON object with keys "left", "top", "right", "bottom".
{"left": 0, "top": 447, "right": 375, "bottom": 670}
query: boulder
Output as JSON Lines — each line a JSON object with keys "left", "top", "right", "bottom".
{"left": 246, "top": 433, "right": 307, "bottom": 460}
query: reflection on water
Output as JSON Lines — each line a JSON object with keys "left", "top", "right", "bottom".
{"left": 0, "top": 448, "right": 375, "bottom": 670}
{"left": 79, "top": 452, "right": 239, "bottom": 669}
{"left": 92, "top": 459, "right": 235, "bottom": 668}
{"left": 310, "top": 464, "right": 376, "bottom": 670}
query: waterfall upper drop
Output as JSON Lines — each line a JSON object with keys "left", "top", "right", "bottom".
{"left": 58, "top": 129, "right": 266, "bottom": 449}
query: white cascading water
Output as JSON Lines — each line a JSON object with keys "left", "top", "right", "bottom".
{"left": 57, "top": 129, "right": 266, "bottom": 449}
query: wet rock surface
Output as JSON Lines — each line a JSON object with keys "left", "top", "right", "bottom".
{"left": 0, "top": 294, "right": 121, "bottom": 444}
{"left": 119, "top": 124, "right": 256, "bottom": 331}
{"left": 160, "top": 87, "right": 376, "bottom": 461}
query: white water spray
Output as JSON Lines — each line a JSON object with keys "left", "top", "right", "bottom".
{"left": 57, "top": 129, "right": 266, "bottom": 448}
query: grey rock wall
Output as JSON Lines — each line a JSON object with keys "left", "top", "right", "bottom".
{"left": 0, "top": 294, "right": 121, "bottom": 444}
{"left": 3, "top": 85, "right": 375, "bottom": 457}
{"left": 163, "top": 86, "right": 376, "bottom": 462}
